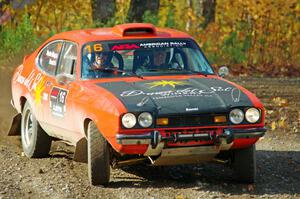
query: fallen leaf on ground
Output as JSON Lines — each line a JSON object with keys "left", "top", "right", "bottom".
{"left": 272, "top": 97, "right": 288, "bottom": 107}
{"left": 278, "top": 117, "right": 287, "bottom": 128}
{"left": 176, "top": 195, "right": 185, "bottom": 199}
{"left": 271, "top": 121, "right": 277, "bottom": 131}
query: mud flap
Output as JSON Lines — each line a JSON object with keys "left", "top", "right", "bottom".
{"left": 7, "top": 113, "right": 21, "bottom": 136}
{"left": 73, "top": 137, "right": 87, "bottom": 163}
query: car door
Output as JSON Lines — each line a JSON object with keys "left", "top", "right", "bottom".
{"left": 39, "top": 41, "right": 79, "bottom": 143}
{"left": 35, "top": 40, "right": 63, "bottom": 129}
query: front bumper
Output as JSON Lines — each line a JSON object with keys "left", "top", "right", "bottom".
{"left": 116, "top": 127, "right": 266, "bottom": 148}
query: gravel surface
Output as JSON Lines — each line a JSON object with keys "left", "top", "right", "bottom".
{"left": 0, "top": 69, "right": 299, "bottom": 199}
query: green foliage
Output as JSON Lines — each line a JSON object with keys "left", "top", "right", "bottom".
{"left": 92, "top": 18, "right": 117, "bottom": 28}
{"left": 165, "top": 10, "right": 175, "bottom": 28}
{"left": 0, "top": 14, "right": 40, "bottom": 61}
{"left": 142, "top": 10, "right": 159, "bottom": 26}
{"left": 220, "top": 32, "right": 251, "bottom": 64}
{"left": 0, "top": 0, "right": 299, "bottom": 75}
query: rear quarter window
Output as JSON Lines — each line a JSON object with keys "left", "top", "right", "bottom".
{"left": 38, "top": 41, "right": 63, "bottom": 75}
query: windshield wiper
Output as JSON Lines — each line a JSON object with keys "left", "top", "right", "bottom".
{"left": 147, "top": 68, "right": 184, "bottom": 72}
{"left": 147, "top": 68, "right": 160, "bottom": 71}
{"left": 91, "top": 67, "right": 143, "bottom": 79}
{"left": 166, "top": 67, "right": 185, "bottom": 71}
{"left": 190, "top": 70, "right": 208, "bottom": 76}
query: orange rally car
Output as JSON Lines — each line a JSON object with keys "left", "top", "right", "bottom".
{"left": 9, "top": 23, "right": 266, "bottom": 185}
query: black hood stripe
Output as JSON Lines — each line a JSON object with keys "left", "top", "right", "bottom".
{"left": 97, "top": 78, "right": 253, "bottom": 115}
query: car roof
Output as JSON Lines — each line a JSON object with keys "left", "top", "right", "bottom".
{"left": 49, "top": 23, "right": 192, "bottom": 45}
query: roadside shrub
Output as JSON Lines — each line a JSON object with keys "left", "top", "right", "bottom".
{"left": 142, "top": 10, "right": 159, "bottom": 26}
{"left": 0, "top": 14, "right": 40, "bottom": 62}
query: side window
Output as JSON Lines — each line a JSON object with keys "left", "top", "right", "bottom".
{"left": 57, "top": 42, "right": 77, "bottom": 76}
{"left": 39, "top": 41, "right": 63, "bottom": 75}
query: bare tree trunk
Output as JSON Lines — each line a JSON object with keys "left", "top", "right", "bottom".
{"left": 185, "top": 0, "right": 192, "bottom": 31}
{"left": 127, "top": 0, "right": 159, "bottom": 23}
{"left": 91, "top": 0, "right": 116, "bottom": 24}
{"left": 202, "top": 0, "right": 216, "bottom": 28}
{"left": 0, "top": 0, "right": 10, "bottom": 30}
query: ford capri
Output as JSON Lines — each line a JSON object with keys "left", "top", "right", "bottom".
{"left": 9, "top": 23, "right": 266, "bottom": 185}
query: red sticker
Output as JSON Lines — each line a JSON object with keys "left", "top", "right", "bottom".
{"left": 51, "top": 87, "right": 59, "bottom": 97}
{"left": 111, "top": 44, "right": 140, "bottom": 51}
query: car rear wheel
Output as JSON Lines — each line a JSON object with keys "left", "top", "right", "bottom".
{"left": 21, "top": 102, "right": 52, "bottom": 158}
{"left": 87, "top": 121, "right": 110, "bottom": 186}
{"left": 232, "top": 144, "right": 256, "bottom": 183}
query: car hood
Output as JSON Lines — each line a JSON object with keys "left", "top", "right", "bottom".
{"left": 97, "top": 78, "right": 253, "bottom": 115}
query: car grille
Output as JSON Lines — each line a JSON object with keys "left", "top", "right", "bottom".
{"left": 156, "top": 114, "right": 228, "bottom": 128}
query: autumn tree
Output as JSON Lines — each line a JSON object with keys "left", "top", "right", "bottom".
{"left": 202, "top": 0, "right": 216, "bottom": 28}
{"left": 0, "top": 0, "right": 10, "bottom": 30}
{"left": 91, "top": 0, "right": 116, "bottom": 24}
{"left": 127, "top": 0, "right": 160, "bottom": 22}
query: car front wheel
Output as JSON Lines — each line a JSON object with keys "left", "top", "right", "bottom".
{"left": 21, "top": 101, "right": 52, "bottom": 158}
{"left": 87, "top": 121, "right": 110, "bottom": 186}
{"left": 232, "top": 144, "right": 256, "bottom": 183}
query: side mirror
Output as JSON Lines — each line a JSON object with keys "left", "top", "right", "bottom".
{"left": 56, "top": 73, "right": 75, "bottom": 85}
{"left": 218, "top": 66, "right": 229, "bottom": 77}
{"left": 23, "top": 55, "right": 30, "bottom": 63}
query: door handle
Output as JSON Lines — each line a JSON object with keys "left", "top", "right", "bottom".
{"left": 46, "top": 81, "right": 52, "bottom": 87}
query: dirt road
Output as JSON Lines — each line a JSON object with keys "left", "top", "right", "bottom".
{"left": 0, "top": 67, "right": 299, "bottom": 199}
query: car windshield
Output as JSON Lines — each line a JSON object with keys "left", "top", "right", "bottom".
{"left": 81, "top": 39, "right": 214, "bottom": 79}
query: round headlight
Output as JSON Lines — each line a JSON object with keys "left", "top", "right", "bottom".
{"left": 245, "top": 108, "right": 260, "bottom": 123}
{"left": 122, "top": 113, "right": 136, "bottom": 128}
{"left": 229, "top": 109, "right": 244, "bottom": 124}
{"left": 138, "top": 112, "right": 153, "bottom": 128}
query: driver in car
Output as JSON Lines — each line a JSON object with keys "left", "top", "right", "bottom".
{"left": 91, "top": 52, "right": 113, "bottom": 70}
{"left": 90, "top": 52, "right": 115, "bottom": 78}
{"left": 153, "top": 49, "right": 167, "bottom": 67}
{"left": 146, "top": 49, "right": 181, "bottom": 71}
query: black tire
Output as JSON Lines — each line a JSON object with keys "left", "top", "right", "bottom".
{"left": 232, "top": 145, "right": 256, "bottom": 183}
{"left": 87, "top": 121, "right": 110, "bottom": 186}
{"left": 21, "top": 102, "right": 52, "bottom": 158}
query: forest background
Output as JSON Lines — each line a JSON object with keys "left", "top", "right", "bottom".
{"left": 0, "top": 0, "right": 299, "bottom": 76}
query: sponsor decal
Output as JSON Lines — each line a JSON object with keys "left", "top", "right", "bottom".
{"left": 50, "top": 87, "right": 68, "bottom": 117}
{"left": 84, "top": 44, "right": 103, "bottom": 53}
{"left": 146, "top": 80, "right": 190, "bottom": 89}
{"left": 34, "top": 77, "right": 46, "bottom": 105}
{"left": 42, "top": 93, "right": 48, "bottom": 101}
{"left": 14, "top": 65, "right": 46, "bottom": 93}
{"left": 46, "top": 50, "right": 59, "bottom": 66}
{"left": 46, "top": 50, "right": 58, "bottom": 59}
{"left": 120, "top": 86, "right": 233, "bottom": 100}
{"left": 136, "top": 96, "right": 150, "bottom": 107}
{"left": 186, "top": 107, "right": 199, "bottom": 112}
{"left": 231, "top": 88, "right": 241, "bottom": 103}
{"left": 14, "top": 66, "right": 47, "bottom": 105}
{"left": 111, "top": 44, "right": 140, "bottom": 51}
{"left": 140, "top": 41, "right": 187, "bottom": 48}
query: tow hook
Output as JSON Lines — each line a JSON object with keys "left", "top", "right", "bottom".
{"left": 217, "top": 129, "right": 234, "bottom": 144}
{"left": 223, "top": 129, "right": 234, "bottom": 144}
{"left": 151, "top": 131, "right": 161, "bottom": 149}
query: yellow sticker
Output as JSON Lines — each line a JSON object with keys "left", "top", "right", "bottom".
{"left": 146, "top": 80, "right": 190, "bottom": 89}
{"left": 34, "top": 77, "right": 46, "bottom": 105}
{"left": 85, "top": 44, "right": 103, "bottom": 53}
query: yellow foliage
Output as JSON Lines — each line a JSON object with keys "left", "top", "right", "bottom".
{"left": 12, "top": 0, "right": 93, "bottom": 36}
{"left": 271, "top": 121, "right": 277, "bottom": 131}
{"left": 114, "top": 0, "right": 131, "bottom": 24}
{"left": 215, "top": 0, "right": 300, "bottom": 67}
{"left": 2, "top": 0, "right": 299, "bottom": 72}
